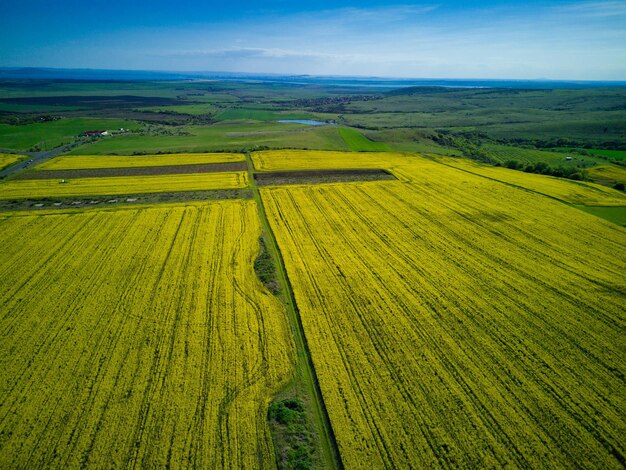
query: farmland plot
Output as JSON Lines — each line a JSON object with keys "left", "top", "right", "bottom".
{"left": 437, "top": 157, "right": 626, "bottom": 206}
{"left": 252, "top": 150, "right": 405, "bottom": 172}
{"left": 0, "top": 201, "right": 293, "bottom": 468}
{"left": 261, "top": 160, "right": 626, "bottom": 468}
{"left": 38, "top": 152, "right": 245, "bottom": 170}
{"left": 587, "top": 165, "right": 626, "bottom": 185}
{"left": 252, "top": 150, "right": 626, "bottom": 205}
{"left": 0, "top": 153, "right": 24, "bottom": 171}
{"left": 0, "top": 171, "right": 248, "bottom": 199}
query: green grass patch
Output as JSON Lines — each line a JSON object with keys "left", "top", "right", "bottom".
{"left": 338, "top": 127, "right": 389, "bottom": 151}
{"left": 269, "top": 396, "right": 318, "bottom": 469}
{"left": 254, "top": 236, "right": 281, "bottom": 295}
{"left": 0, "top": 103, "right": 84, "bottom": 113}
{"left": 484, "top": 144, "right": 604, "bottom": 167}
{"left": 68, "top": 122, "right": 349, "bottom": 154}
{"left": 135, "top": 104, "right": 217, "bottom": 115}
{"left": 0, "top": 118, "right": 141, "bottom": 151}
{"left": 576, "top": 205, "right": 626, "bottom": 226}
{"left": 340, "top": 88, "right": 626, "bottom": 144}
{"left": 187, "top": 93, "right": 242, "bottom": 104}
{"left": 553, "top": 148, "right": 626, "bottom": 161}
{"left": 215, "top": 108, "right": 316, "bottom": 122}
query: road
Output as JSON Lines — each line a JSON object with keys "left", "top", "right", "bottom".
{"left": 0, "top": 145, "right": 76, "bottom": 179}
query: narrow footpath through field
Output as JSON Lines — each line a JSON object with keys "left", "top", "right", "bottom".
{"left": 244, "top": 152, "right": 343, "bottom": 469}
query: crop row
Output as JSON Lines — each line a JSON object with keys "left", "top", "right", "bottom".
{"left": 261, "top": 158, "right": 625, "bottom": 468}
{"left": 253, "top": 149, "right": 626, "bottom": 206}
{"left": 252, "top": 150, "right": 402, "bottom": 172}
{"left": 37, "top": 152, "right": 245, "bottom": 171}
{"left": 587, "top": 165, "right": 626, "bottom": 185}
{"left": 0, "top": 153, "right": 24, "bottom": 171}
{"left": 436, "top": 157, "right": 626, "bottom": 206}
{"left": 482, "top": 144, "right": 598, "bottom": 165}
{"left": 0, "top": 201, "right": 294, "bottom": 468}
{"left": 0, "top": 172, "right": 248, "bottom": 199}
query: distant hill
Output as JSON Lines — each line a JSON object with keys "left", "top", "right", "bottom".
{"left": 1, "top": 67, "right": 625, "bottom": 90}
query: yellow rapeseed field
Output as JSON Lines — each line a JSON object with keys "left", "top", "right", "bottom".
{"left": 0, "top": 201, "right": 294, "bottom": 468}
{"left": 261, "top": 156, "right": 626, "bottom": 468}
{"left": 0, "top": 153, "right": 24, "bottom": 171}
{"left": 252, "top": 149, "right": 626, "bottom": 206}
{"left": 436, "top": 157, "right": 626, "bottom": 206}
{"left": 38, "top": 152, "right": 245, "bottom": 170}
{"left": 0, "top": 171, "right": 248, "bottom": 199}
{"left": 587, "top": 164, "right": 626, "bottom": 185}
{"left": 252, "top": 149, "right": 408, "bottom": 172}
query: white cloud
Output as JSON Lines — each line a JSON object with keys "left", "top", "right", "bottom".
{"left": 5, "top": 2, "right": 625, "bottom": 80}
{"left": 317, "top": 4, "right": 439, "bottom": 22}
{"left": 163, "top": 47, "right": 342, "bottom": 60}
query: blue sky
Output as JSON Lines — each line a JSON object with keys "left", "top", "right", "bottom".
{"left": 1, "top": 1, "right": 625, "bottom": 79}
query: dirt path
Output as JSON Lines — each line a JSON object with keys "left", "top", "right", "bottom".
{"left": 13, "top": 162, "right": 248, "bottom": 180}
{"left": 245, "top": 152, "right": 343, "bottom": 469}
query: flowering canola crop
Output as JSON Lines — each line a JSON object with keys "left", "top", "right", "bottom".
{"left": 261, "top": 155, "right": 626, "bottom": 468}
{"left": 0, "top": 171, "right": 248, "bottom": 199}
{"left": 0, "top": 153, "right": 24, "bottom": 171}
{"left": 38, "top": 152, "right": 245, "bottom": 170}
{"left": 0, "top": 201, "right": 294, "bottom": 468}
{"left": 436, "top": 157, "right": 626, "bottom": 206}
{"left": 587, "top": 164, "right": 626, "bottom": 185}
{"left": 252, "top": 149, "right": 626, "bottom": 206}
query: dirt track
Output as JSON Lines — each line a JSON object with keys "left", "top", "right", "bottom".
{"left": 254, "top": 168, "right": 396, "bottom": 186}
{"left": 15, "top": 162, "right": 248, "bottom": 179}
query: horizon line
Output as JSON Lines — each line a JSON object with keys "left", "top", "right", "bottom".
{"left": 2, "top": 66, "right": 626, "bottom": 84}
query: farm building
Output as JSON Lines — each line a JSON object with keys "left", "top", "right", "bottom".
{"left": 80, "top": 130, "right": 108, "bottom": 137}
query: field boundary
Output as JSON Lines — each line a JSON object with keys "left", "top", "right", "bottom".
{"left": 0, "top": 189, "right": 252, "bottom": 212}
{"left": 432, "top": 156, "right": 626, "bottom": 226}
{"left": 15, "top": 162, "right": 247, "bottom": 179}
{"left": 432, "top": 156, "right": 602, "bottom": 204}
{"left": 255, "top": 168, "right": 396, "bottom": 186}
{"left": 245, "top": 152, "right": 343, "bottom": 469}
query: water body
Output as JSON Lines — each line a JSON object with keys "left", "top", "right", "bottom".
{"left": 277, "top": 119, "right": 334, "bottom": 126}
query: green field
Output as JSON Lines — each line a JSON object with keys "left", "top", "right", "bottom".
{"left": 553, "top": 148, "right": 626, "bottom": 161}
{"left": 338, "top": 127, "right": 390, "bottom": 151}
{"left": 135, "top": 103, "right": 218, "bottom": 115}
{"left": 584, "top": 149, "right": 626, "bottom": 160}
{"left": 0, "top": 118, "right": 141, "bottom": 150}
{"left": 339, "top": 88, "right": 626, "bottom": 144}
{"left": 67, "top": 121, "right": 349, "bottom": 154}
{"left": 2, "top": 80, "right": 625, "bottom": 155}
{"left": 483, "top": 144, "right": 605, "bottom": 167}
{"left": 0, "top": 103, "right": 83, "bottom": 113}
{"left": 215, "top": 108, "right": 318, "bottom": 121}
{"left": 577, "top": 205, "right": 626, "bottom": 226}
